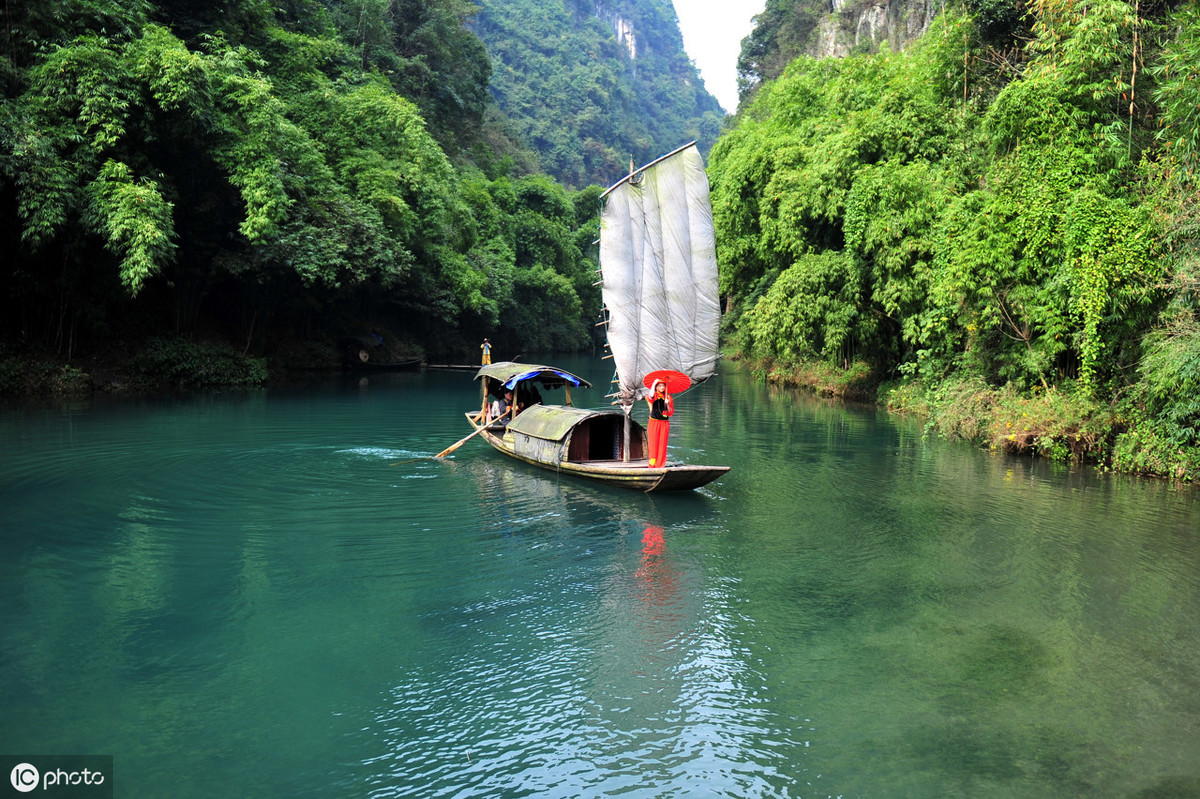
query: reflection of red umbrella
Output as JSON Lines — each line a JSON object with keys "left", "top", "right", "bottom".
{"left": 643, "top": 370, "right": 691, "bottom": 394}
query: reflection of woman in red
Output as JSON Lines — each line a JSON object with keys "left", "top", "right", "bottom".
{"left": 635, "top": 525, "right": 675, "bottom": 602}
{"left": 644, "top": 379, "right": 673, "bottom": 467}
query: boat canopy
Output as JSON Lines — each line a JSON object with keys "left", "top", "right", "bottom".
{"left": 474, "top": 362, "right": 592, "bottom": 390}
{"left": 506, "top": 405, "right": 619, "bottom": 442}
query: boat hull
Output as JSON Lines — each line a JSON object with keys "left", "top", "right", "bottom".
{"left": 467, "top": 410, "right": 728, "bottom": 493}
{"left": 342, "top": 356, "right": 423, "bottom": 372}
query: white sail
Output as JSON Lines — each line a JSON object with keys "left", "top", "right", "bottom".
{"left": 599, "top": 142, "right": 720, "bottom": 405}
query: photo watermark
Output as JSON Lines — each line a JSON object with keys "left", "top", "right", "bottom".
{"left": 3, "top": 757, "right": 111, "bottom": 798}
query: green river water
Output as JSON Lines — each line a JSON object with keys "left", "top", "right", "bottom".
{"left": 2, "top": 356, "right": 1199, "bottom": 798}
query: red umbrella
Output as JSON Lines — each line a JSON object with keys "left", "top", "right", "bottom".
{"left": 643, "top": 369, "right": 691, "bottom": 394}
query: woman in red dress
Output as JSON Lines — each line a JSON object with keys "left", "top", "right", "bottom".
{"left": 644, "top": 379, "right": 674, "bottom": 467}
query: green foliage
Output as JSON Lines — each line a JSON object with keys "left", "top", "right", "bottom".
{"left": 84, "top": 160, "right": 177, "bottom": 294}
{"left": 0, "top": 350, "right": 91, "bottom": 396}
{"left": 1026, "top": 0, "right": 1137, "bottom": 104}
{"left": 471, "top": 0, "right": 724, "bottom": 187}
{"left": 845, "top": 158, "right": 944, "bottom": 362}
{"left": 1, "top": 0, "right": 151, "bottom": 67}
{"left": 504, "top": 266, "right": 586, "bottom": 351}
{"left": 1138, "top": 333, "right": 1200, "bottom": 444}
{"left": 133, "top": 337, "right": 268, "bottom": 388}
{"left": 707, "top": 123, "right": 779, "bottom": 307}
{"left": 324, "top": 0, "right": 492, "bottom": 154}
{"left": 457, "top": 172, "right": 598, "bottom": 351}
{"left": 1130, "top": 256, "right": 1200, "bottom": 447}
{"left": 753, "top": 356, "right": 877, "bottom": 400}
{"left": 963, "top": 0, "right": 1026, "bottom": 43}
{"left": 744, "top": 251, "right": 864, "bottom": 364}
{"left": 717, "top": 0, "right": 1196, "bottom": 477}
{"left": 0, "top": 0, "right": 604, "bottom": 365}
{"left": 888, "top": 377, "right": 1112, "bottom": 462}
{"left": 1149, "top": 2, "right": 1200, "bottom": 181}
{"left": 715, "top": 3, "right": 1167, "bottom": 391}
{"left": 711, "top": 18, "right": 972, "bottom": 368}
{"left": 1112, "top": 424, "right": 1200, "bottom": 481}
{"left": 736, "top": 0, "right": 830, "bottom": 104}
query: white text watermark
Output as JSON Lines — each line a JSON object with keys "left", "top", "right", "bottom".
{"left": 3, "top": 757, "right": 111, "bottom": 797}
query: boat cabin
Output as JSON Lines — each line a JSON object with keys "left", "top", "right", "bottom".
{"left": 508, "top": 405, "right": 646, "bottom": 465}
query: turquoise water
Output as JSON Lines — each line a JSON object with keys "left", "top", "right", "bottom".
{"left": 2, "top": 358, "right": 1199, "bottom": 797}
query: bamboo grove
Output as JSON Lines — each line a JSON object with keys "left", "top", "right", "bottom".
{"left": 711, "top": 0, "right": 1200, "bottom": 479}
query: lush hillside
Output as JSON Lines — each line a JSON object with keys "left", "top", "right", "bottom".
{"left": 471, "top": 0, "right": 725, "bottom": 188}
{"left": 0, "top": 0, "right": 606, "bottom": 386}
{"left": 713, "top": 0, "right": 1200, "bottom": 480}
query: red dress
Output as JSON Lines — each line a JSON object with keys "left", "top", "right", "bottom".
{"left": 647, "top": 396, "right": 673, "bottom": 467}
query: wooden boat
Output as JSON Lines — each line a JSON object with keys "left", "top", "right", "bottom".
{"left": 338, "top": 335, "right": 422, "bottom": 371}
{"left": 467, "top": 363, "right": 728, "bottom": 492}
{"left": 462, "top": 142, "right": 729, "bottom": 492}
{"left": 342, "top": 355, "right": 423, "bottom": 372}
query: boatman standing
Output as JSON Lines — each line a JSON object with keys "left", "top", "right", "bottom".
{"left": 480, "top": 338, "right": 492, "bottom": 365}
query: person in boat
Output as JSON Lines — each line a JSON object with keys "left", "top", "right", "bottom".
{"left": 480, "top": 338, "right": 492, "bottom": 365}
{"left": 644, "top": 378, "right": 674, "bottom": 468}
{"left": 516, "top": 381, "right": 542, "bottom": 412}
{"left": 489, "top": 388, "right": 514, "bottom": 425}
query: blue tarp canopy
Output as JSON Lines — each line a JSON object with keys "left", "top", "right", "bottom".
{"left": 474, "top": 362, "right": 592, "bottom": 390}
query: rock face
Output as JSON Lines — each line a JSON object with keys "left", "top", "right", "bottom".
{"left": 815, "top": 0, "right": 940, "bottom": 58}
{"left": 592, "top": 2, "right": 639, "bottom": 61}
{"left": 613, "top": 14, "right": 638, "bottom": 59}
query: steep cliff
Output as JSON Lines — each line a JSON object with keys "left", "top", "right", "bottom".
{"left": 738, "top": 0, "right": 943, "bottom": 104}
{"left": 815, "top": 0, "right": 941, "bottom": 59}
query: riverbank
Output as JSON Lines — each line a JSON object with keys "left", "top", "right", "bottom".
{"left": 0, "top": 333, "right": 425, "bottom": 397}
{"left": 740, "top": 355, "right": 1200, "bottom": 484}
{"left": 1, "top": 339, "right": 270, "bottom": 397}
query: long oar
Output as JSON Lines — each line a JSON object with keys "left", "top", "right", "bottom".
{"left": 434, "top": 407, "right": 511, "bottom": 459}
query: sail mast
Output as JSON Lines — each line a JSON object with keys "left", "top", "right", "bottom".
{"left": 621, "top": 154, "right": 635, "bottom": 461}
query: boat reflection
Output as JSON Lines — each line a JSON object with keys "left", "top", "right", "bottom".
{"left": 465, "top": 454, "right": 720, "bottom": 538}
{"left": 466, "top": 453, "right": 712, "bottom": 654}
{"left": 465, "top": 455, "right": 732, "bottom": 755}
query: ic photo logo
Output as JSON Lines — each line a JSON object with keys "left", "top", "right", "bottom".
{"left": 9, "top": 764, "right": 38, "bottom": 793}
{"left": 4, "top": 757, "right": 110, "bottom": 797}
